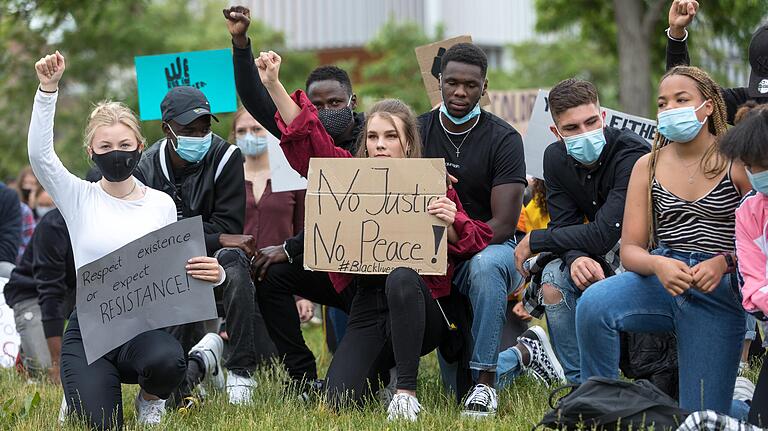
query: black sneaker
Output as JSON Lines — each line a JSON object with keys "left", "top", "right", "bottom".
{"left": 297, "top": 378, "right": 324, "bottom": 403}
{"left": 518, "top": 325, "right": 566, "bottom": 387}
{"left": 461, "top": 383, "right": 498, "bottom": 418}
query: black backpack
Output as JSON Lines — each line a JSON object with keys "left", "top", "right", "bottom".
{"left": 535, "top": 377, "right": 690, "bottom": 430}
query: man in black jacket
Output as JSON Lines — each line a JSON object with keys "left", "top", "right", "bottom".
{"left": 4, "top": 208, "right": 75, "bottom": 380}
{"left": 134, "top": 86, "right": 265, "bottom": 405}
{"left": 514, "top": 78, "right": 650, "bottom": 384}
{"left": 665, "top": 0, "right": 768, "bottom": 124}
{"left": 224, "top": 5, "right": 361, "bottom": 396}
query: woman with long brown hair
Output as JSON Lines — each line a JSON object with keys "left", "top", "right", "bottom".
{"left": 575, "top": 66, "right": 751, "bottom": 414}
{"left": 257, "top": 50, "right": 492, "bottom": 421}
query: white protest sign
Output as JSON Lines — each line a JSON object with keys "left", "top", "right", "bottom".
{"left": 304, "top": 158, "right": 448, "bottom": 275}
{"left": 486, "top": 89, "right": 539, "bottom": 136}
{"left": 0, "top": 277, "right": 19, "bottom": 368}
{"left": 267, "top": 133, "right": 308, "bottom": 192}
{"left": 524, "top": 89, "right": 656, "bottom": 179}
{"left": 76, "top": 216, "right": 216, "bottom": 364}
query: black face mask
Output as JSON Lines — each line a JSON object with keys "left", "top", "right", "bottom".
{"left": 91, "top": 149, "right": 141, "bottom": 182}
{"left": 317, "top": 106, "right": 354, "bottom": 140}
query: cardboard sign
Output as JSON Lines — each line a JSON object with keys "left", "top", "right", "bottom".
{"left": 0, "top": 277, "right": 19, "bottom": 368}
{"left": 523, "top": 89, "right": 655, "bottom": 179}
{"left": 76, "top": 216, "right": 216, "bottom": 364}
{"left": 135, "top": 49, "right": 237, "bottom": 121}
{"left": 304, "top": 158, "right": 448, "bottom": 275}
{"left": 415, "top": 35, "right": 491, "bottom": 108}
{"left": 486, "top": 89, "right": 539, "bottom": 135}
{"left": 267, "top": 133, "right": 308, "bottom": 192}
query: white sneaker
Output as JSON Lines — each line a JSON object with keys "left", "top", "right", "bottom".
{"left": 387, "top": 393, "right": 421, "bottom": 421}
{"left": 57, "top": 394, "right": 68, "bottom": 424}
{"left": 461, "top": 384, "right": 498, "bottom": 418}
{"left": 734, "top": 376, "right": 756, "bottom": 403}
{"left": 227, "top": 372, "right": 256, "bottom": 405}
{"left": 134, "top": 391, "right": 166, "bottom": 425}
{"left": 189, "top": 333, "right": 225, "bottom": 392}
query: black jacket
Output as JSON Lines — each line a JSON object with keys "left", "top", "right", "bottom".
{"left": 134, "top": 135, "right": 245, "bottom": 255}
{"left": 666, "top": 35, "right": 768, "bottom": 125}
{"left": 0, "top": 182, "right": 21, "bottom": 264}
{"left": 4, "top": 209, "right": 76, "bottom": 338}
{"left": 529, "top": 127, "right": 650, "bottom": 268}
{"left": 232, "top": 37, "right": 365, "bottom": 257}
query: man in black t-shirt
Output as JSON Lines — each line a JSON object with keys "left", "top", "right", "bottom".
{"left": 418, "top": 43, "right": 527, "bottom": 418}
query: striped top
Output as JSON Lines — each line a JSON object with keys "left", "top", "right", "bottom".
{"left": 652, "top": 166, "right": 740, "bottom": 254}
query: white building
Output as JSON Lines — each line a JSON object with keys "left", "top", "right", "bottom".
{"left": 245, "top": 0, "right": 538, "bottom": 70}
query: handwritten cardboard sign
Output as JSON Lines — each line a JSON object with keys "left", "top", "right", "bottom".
{"left": 0, "top": 277, "right": 19, "bottom": 368}
{"left": 304, "top": 158, "right": 448, "bottom": 275}
{"left": 76, "top": 217, "right": 216, "bottom": 364}
{"left": 415, "top": 35, "right": 491, "bottom": 109}
{"left": 135, "top": 49, "right": 237, "bottom": 121}
{"left": 523, "top": 89, "right": 655, "bottom": 178}
{"left": 486, "top": 89, "right": 539, "bottom": 135}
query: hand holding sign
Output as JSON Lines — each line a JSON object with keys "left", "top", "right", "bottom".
{"left": 256, "top": 51, "right": 282, "bottom": 88}
{"left": 35, "top": 51, "right": 66, "bottom": 92}
{"left": 223, "top": 6, "right": 251, "bottom": 48}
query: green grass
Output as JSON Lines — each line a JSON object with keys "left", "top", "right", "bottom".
{"left": 0, "top": 325, "right": 556, "bottom": 430}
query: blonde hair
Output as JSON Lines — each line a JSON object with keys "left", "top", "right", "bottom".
{"left": 647, "top": 66, "right": 729, "bottom": 246}
{"left": 84, "top": 101, "right": 145, "bottom": 149}
{"left": 355, "top": 99, "right": 422, "bottom": 158}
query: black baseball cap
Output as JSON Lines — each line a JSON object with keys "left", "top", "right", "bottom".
{"left": 748, "top": 24, "right": 768, "bottom": 98}
{"left": 160, "top": 86, "right": 219, "bottom": 125}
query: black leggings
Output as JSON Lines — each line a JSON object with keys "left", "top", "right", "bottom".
{"left": 61, "top": 310, "right": 186, "bottom": 430}
{"left": 325, "top": 268, "right": 447, "bottom": 406}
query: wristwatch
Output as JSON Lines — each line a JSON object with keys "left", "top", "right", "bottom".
{"left": 717, "top": 252, "right": 736, "bottom": 274}
{"left": 282, "top": 241, "right": 294, "bottom": 264}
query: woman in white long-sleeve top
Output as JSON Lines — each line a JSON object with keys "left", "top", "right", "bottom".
{"left": 29, "top": 51, "right": 223, "bottom": 430}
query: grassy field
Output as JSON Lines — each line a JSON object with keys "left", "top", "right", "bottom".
{"left": 0, "top": 325, "right": 558, "bottom": 430}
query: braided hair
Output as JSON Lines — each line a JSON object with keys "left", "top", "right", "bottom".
{"left": 646, "top": 66, "right": 729, "bottom": 247}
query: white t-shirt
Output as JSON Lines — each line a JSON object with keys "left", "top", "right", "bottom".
{"left": 28, "top": 90, "right": 177, "bottom": 270}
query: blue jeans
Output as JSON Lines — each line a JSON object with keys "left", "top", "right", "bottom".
{"left": 539, "top": 258, "right": 583, "bottom": 383}
{"left": 497, "top": 346, "right": 525, "bottom": 389}
{"left": 576, "top": 247, "right": 745, "bottom": 414}
{"left": 453, "top": 238, "right": 524, "bottom": 372}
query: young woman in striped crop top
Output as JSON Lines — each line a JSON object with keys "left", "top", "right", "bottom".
{"left": 575, "top": 66, "right": 752, "bottom": 414}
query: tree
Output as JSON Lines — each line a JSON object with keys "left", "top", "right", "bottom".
{"left": 532, "top": 0, "right": 768, "bottom": 116}
{"left": 0, "top": 0, "right": 316, "bottom": 180}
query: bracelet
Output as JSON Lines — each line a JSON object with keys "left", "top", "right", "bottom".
{"left": 39, "top": 86, "right": 58, "bottom": 94}
{"left": 717, "top": 252, "right": 736, "bottom": 274}
{"left": 665, "top": 27, "right": 689, "bottom": 42}
{"left": 282, "top": 242, "right": 293, "bottom": 264}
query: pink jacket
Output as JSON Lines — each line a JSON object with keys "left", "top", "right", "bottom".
{"left": 736, "top": 192, "right": 768, "bottom": 314}
{"left": 275, "top": 90, "right": 493, "bottom": 299}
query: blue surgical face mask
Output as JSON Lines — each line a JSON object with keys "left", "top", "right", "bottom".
{"left": 167, "top": 125, "right": 212, "bottom": 163}
{"left": 747, "top": 168, "right": 768, "bottom": 195}
{"left": 236, "top": 133, "right": 268, "bottom": 156}
{"left": 439, "top": 75, "right": 482, "bottom": 125}
{"left": 558, "top": 124, "right": 607, "bottom": 165}
{"left": 657, "top": 101, "right": 708, "bottom": 143}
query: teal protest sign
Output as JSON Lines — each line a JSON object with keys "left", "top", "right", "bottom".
{"left": 135, "top": 49, "right": 237, "bottom": 121}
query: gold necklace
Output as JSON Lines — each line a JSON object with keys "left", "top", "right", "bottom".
{"left": 104, "top": 181, "right": 137, "bottom": 199}
{"left": 673, "top": 148, "right": 701, "bottom": 184}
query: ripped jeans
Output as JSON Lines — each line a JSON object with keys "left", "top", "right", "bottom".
{"left": 538, "top": 258, "right": 584, "bottom": 383}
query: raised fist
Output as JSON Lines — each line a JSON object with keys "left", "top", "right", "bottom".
{"left": 35, "top": 51, "right": 66, "bottom": 92}
{"left": 223, "top": 6, "right": 251, "bottom": 47}
{"left": 668, "top": 0, "right": 698, "bottom": 37}
{"left": 256, "top": 51, "right": 282, "bottom": 87}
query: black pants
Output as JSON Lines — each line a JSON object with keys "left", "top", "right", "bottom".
{"left": 750, "top": 357, "right": 768, "bottom": 426}
{"left": 167, "top": 248, "right": 277, "bottom": 373}
{"left": 325, "top": 268, "right": 447, "bottom": 406}
{"left": 61, "top": 310, "right": 186, "bottom": 430}
{"left": 256, "top": 255, "right": 356, "bottom": 381}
